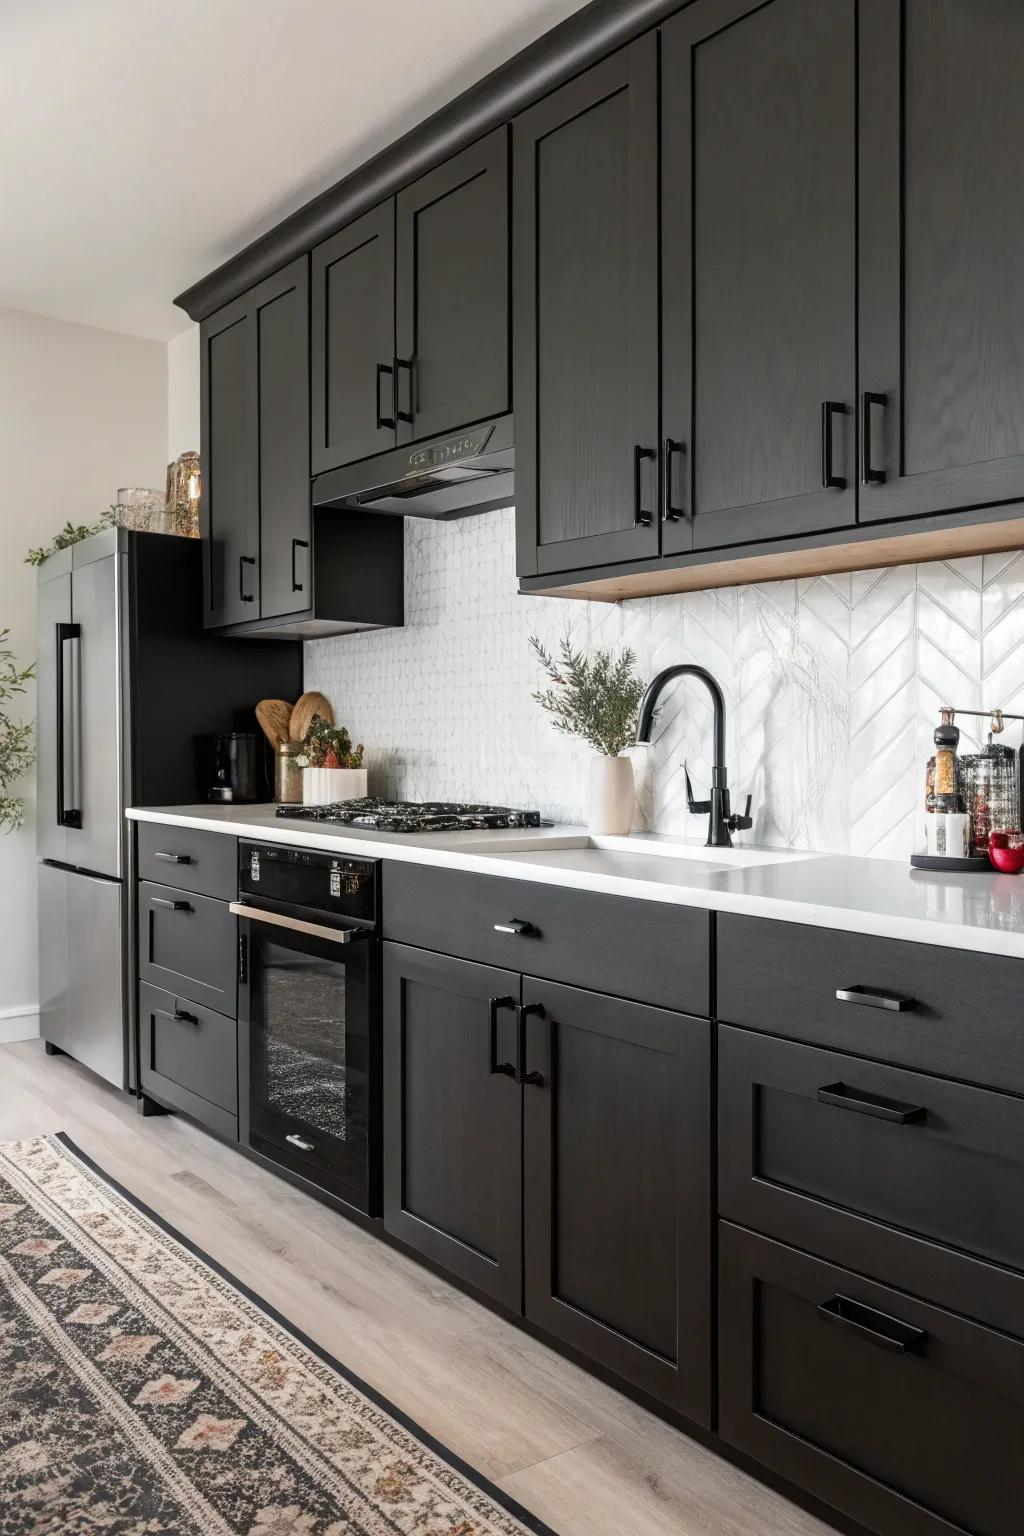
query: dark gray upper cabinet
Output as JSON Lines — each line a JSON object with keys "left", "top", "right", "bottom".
{"left": 395, "top": 126, "right": 510, "bottom": 444}
{"left": 201, "top": 257, "right": 310, "bottom": 629}
{"left": 310, "top": 204, "right": 395, "bottom": 475}
{"left": 312, "top": 131, "right": 510, "bottom": 477}
{"left": 858, "top": 0, "right": 1024, "bottom": 522}
{"left": 513, "top": 38, "right": 659, "bottom": 578}
{"left": 662, "top": 0, "right": 857, "bottom": 555}
{"left": 201, "top": 305, "right": 255, "bottom": 628}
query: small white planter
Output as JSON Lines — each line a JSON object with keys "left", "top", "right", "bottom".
{"left": 587, "top": 754, "right": 635, "bottom": 836}
{"left": 302, "top": 766, "right": 368, "bottom": 806}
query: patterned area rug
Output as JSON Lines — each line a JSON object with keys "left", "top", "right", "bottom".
{"left": 0, "top": 1134, "right": 555, "bottom": 1536}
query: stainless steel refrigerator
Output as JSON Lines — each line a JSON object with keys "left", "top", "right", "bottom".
{"left": 37, "top": 527, "right": 301, "bottom": 1090}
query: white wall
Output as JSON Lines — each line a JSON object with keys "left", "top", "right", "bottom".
{"left": 0, "top": 305, "right": 166, "bottom": 1040}
{"left": 167, "top": 324, "right": 200, "bottom": 461}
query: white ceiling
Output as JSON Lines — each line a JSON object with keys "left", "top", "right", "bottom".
{"left": 0, "top": 0, "right": 591, "bottom": 341}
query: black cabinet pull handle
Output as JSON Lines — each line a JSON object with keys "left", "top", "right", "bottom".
{"left": 488, "top": 995, "right": 517, "bottom": 1077}
{"left": 836, "top": 985, "right": 916, "bottom": 1013}
{"left": 153, "top": 851, "right": 192, "bottom": 865}
{"left": 861, "top": 391, "right": 887, "bottom": 485}
{"left": 821, "top": 401, "right": 847, "bottom": 490}
{"left": 493, "top": 918, "right": 534, "bottom": 936}
{"left": 239, "top": 555, "right": 256, "bottom": 604}
{"left": 155, "top": 1007, "right": 199, "bottom": 1026}
{"left": 515, "top": 1002, "right": 546, "bottom": 1086}
{"left": 375, "top": 362, "right": 396, "bottom": 430}
{"left": 394, "top": 356, "right": 415, "bottom": 424}
{"left": 663, "top": 438, "right": 686, "bottom": 521}
{"left": 817, "top": 1082, "right": 926, "bottom": 1124}
{"left": 291, "top": 538, "right": 309, "bottom": 594}
{"left": 818, "top": 1295, "right": 927, "bottom": 1354}
{"left": 150, "top": 897, "right": 191, "bottom": 912}
{"left": 634, "top": 445, "right": 656, "bottom": 526}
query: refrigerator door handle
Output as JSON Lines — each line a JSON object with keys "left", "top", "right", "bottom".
{"left": 56, "top": 623, "right": 82, "bottom": 829}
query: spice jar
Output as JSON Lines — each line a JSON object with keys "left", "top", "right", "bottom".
{"left": 274, "top": 742, "right": 304, "bottom": 805}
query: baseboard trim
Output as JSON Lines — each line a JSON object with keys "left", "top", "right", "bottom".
{"left": 0, "top": 1006, "right": 40, "bottom": 1044}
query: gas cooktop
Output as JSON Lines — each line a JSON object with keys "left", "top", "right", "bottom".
{"left": 277, "top": 798, "right": 548, "bottom": 834}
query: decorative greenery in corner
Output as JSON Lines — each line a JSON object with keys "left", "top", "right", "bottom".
{"left": 25, "top": 509, "right": 117, "bottom": 566}
{"left": 530, "top": 631, "right": 649, "bottom": 758}
{"left": 298, "top": 716, "right": 365, "bottom": 770}
{"left": 0, "top": 631, "right": 35, "bottom": 831}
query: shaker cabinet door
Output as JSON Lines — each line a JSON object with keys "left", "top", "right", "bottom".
{"left": 382, "top": 944, "right": 523, "bottom": 1309}
{"left": 254, "top": 258, "right": 311, "bottom": 621}
{"left": 661, "top": 0, "right": 857, "bottom": 553}
{"left": 521, "top": 978, "right": 712, "bottom": 1423}
{"left": 858, "top": 0, "right": 1024, "bottom": 522}
{"left": 201, "top": 299, "right": 257, "bottom": 628}
{"left": 514, "top": 36, "right": 660, "bottom": 577}
{"left": 395, "top": 127, "right": 510, "bottom": 444}
{"left": 311, "top": 204, "right": 396, "bottom": 474}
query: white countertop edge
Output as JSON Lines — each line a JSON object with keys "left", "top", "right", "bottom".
{"left": 126, "top": 806, "right": 1024, "bottom": 961}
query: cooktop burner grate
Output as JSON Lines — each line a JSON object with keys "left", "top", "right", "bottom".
{"left": 276, "top": 798, "right": 547, "bottom": 834}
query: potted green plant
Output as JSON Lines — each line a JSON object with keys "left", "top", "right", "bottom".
{"left": 530, "top": 633, "right": 649, "bottom": 835}
{"left": 0, "top": 631, "right": 35, "bottom": 831}
{"left": 297, "top": 717, "right": 367, "bottom": 805}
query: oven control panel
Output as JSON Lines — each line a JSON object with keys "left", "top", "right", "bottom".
{"left": 238, "top": 842, "right": 378, "bottom": 927}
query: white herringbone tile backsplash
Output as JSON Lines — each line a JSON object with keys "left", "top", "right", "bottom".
{"left": 305, "top": 507, "right": 1024, "bottom": 859}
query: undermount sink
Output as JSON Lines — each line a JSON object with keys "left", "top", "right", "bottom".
{"left": 468, "top": 829, "right": 818, "bottom": 875}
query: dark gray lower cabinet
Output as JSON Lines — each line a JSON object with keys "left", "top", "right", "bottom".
{"left": 138, "top": 981, "right": 238, "bottom": 1141}
{"left": 382, "top": 945, "right": 524, "bottom": 1309}
{"left": 522, "top": 978, "right": 711, "bottom": 1424}
{"left": 138, "top": 882, "right": 237, "bottom": 1016}
{"left": 719, "top": 1222, "right": 1024, "bottom": 1536}
{"left": 383, "top": 942, "right": 711, "bottom": 1420}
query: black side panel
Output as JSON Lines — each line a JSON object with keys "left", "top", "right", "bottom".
{"left": 130, "top": 535, "right": 302, "bottom": 807}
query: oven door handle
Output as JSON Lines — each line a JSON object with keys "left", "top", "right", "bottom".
{"left": 229, "top": 903, "right": 369, "bottom": 945}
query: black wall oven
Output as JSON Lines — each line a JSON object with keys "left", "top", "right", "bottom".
{"left": 232, "top": 841, "right": 381, "bottom": 1215}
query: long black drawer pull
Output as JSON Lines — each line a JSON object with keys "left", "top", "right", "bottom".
{"left": 818, "top": 1295, "right": 927, "bottom": 1354}
{"left": 821, "top": 401, "right": 847, "bottom": 490}
{"left": 488, "top": 995, "right": 517, "bottom": 1078}
{"left": 375, "top": 361, "right": 396, "bottom": 430}
{"left": 634, "top": 445, "right": 656, "bottom": 527}
{"left": 155, "top": 1007, "right": 199, "bottom": 1026}
{"left": 861, "top": 390, "right": 887, "bottom": 484}
{"left": 153, "top": 852, "right": 192, "bottom": 865}
{"left": 836, "top": 985, "right": 916, "bottom": 1012}
{"left": 150, "top": 897, "right": 191, "bottom": 912}
{"left": 663, "top": 438, "right": 686, "bottom": 521}
{"left": 817, "top": 1082, "right": 926, "bottom": 1124}
{"left": 515, "top": 1002, "right": 546, "bottom": 1087}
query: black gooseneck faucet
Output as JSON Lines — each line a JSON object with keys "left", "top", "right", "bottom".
{"left": 634, "top": 664, "right": 753, "bottom": 848}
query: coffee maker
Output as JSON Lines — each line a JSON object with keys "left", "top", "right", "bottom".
{"left": 195, "top": 732, "right": 260, "bottom": 803}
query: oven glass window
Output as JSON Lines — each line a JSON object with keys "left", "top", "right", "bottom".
{"left": 254, "top": 938, "right": 368, "bottom": 1159}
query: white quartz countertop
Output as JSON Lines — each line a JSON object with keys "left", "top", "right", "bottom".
{"left": 126, "top": 804, "right": 1024, "bottom": 960}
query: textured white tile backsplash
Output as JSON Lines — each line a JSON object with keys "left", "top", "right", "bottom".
{"left": 305, "top": 507, "right": 1024, "bottom": 858}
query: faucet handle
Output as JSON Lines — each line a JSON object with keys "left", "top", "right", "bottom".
{"left": 684, "top": 762, "right": 711, "bottom": 816}
{"left": 726, "top": 794, "right": 754, "bottom": 834}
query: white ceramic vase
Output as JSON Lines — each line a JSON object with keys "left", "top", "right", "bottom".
{"left": 302, "top": 766, "right": 368, "bottom": 806}
{"left": 587, "top": 754, "right": 635, "bottom": 836}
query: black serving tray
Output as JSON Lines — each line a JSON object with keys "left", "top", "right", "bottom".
{"left": 909, "top": 853, "right": 992, "bottom": 873}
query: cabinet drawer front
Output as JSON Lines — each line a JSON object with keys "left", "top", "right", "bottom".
{"left": 139, "top": 982, "right": 238, "bottom": 1132}
{"left": 719, "top": 1026, "right": 1024, "bottom": 1330}
{"left": 137, "top": 823, "right": 237, "bottom": 901}
{"left": 138, "top": 883, "right": 237, "bottom": 1015}
{"left": 383, "top": 863, "right": 709, "bottom": 1015}
{"left": 720, "top": 1223, "right": 1024, "bottom": 1536}
{"left": 717, "top": 913, "right": 1024, "bottom": 1094}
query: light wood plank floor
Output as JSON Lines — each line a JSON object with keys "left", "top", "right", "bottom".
{"left": 0, "top": 1039, "right": 835, "bottom": 1536}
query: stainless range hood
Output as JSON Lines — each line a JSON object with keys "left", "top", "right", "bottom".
{"left": 313, "top": 416, "right": 514, "bottom": 520}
